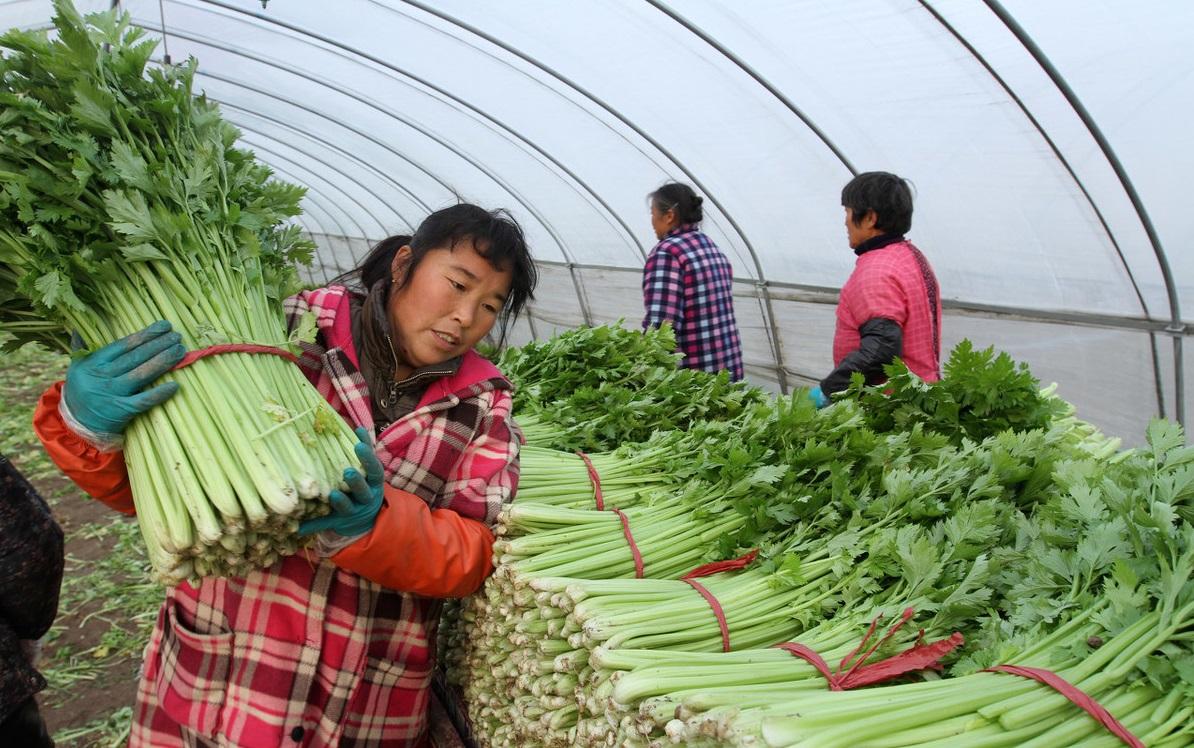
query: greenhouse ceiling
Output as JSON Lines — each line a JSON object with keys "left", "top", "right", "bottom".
{"left": 3, "top": 0, "right": 1191, "bottom": 441}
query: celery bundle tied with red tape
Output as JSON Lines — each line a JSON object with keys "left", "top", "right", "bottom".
{"left": 0, "top": 1, "right": 358, "bottom": 583}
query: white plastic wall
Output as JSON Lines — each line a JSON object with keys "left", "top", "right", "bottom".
{"left": 4, "top": 0, "right": 1190, "bottom": 441}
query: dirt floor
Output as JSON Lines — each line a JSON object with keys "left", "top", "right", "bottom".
{"left": 2, "top": 342, "right": 157, "bottom": 747}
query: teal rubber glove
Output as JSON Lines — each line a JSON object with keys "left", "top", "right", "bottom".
{"left": 809, "top": 385, "right": 830, "bottom": 409}
{"left": 63, "top": 320, "right": 186, "bottom": 440}
{"left": 300, "top": 428, "right": 384, "bottom": 538}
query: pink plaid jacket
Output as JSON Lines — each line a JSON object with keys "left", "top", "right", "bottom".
{"left": 39, "top": 286, "right": 521, "bottom": 747}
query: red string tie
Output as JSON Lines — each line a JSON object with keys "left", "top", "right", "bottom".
{"left": 984, "top": 665, "right": 1144, "bottom": 748}
{"left": 574, "top": 450, "right": 604, "bottom": 510}
{"left": 610, "top": 508, "right": 644, "bottom": 578}
{"left": 680, "top": 550, "right": 759, "bottom": 652}
{"left": 775, "top": 608, "right": 964, "bottom": 691}
{"left": 172, "top": 343, "right": 300, "bottom": 371}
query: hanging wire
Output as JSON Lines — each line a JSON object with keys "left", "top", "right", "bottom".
{"left": 157, "top": 0, "right": 171, "bottom": 65}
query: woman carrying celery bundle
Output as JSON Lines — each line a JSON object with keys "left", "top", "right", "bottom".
{"left": 34, "top": 204, "right": 539, "bottom": 747}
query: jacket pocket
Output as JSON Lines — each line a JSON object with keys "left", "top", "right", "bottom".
{"left": 339, "top": 656, "right": 434, "bottom": 746}
{"left": 153, "top": 600, "right": 234, "bottom": 739}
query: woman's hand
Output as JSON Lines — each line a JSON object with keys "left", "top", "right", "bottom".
{"left": 300, "top": 427, "right": 384, "bottom": 538}
{"left": 63, "top": 320, "right": 186, "bottom": 440}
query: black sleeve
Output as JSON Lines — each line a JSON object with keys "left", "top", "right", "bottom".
{"left": 0, "top": 456, "right": 64, "bottom": 640}
{"left": 820, "top": 317, "right": 903, "bottom": 395}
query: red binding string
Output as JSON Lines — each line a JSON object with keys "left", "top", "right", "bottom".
{"left": 611, "top": 508, "right": 644, "bottom": 578}
{"left": 573, "top": 452, "right": 643, "bottom": 575}
{"left": 172, "top": 343, "right": 299, "bottom": 370}
{"left": 680, "top": 550, "right": 759, "bottom": 653}
{"left": 775, "top": 608, "right": 964, "bottom": 690}
{"left": 574, "top": 450, "right": 604, "bottom": 510}
{"left": 984, "top": 665, "right": 1144, "bottom": 748}
{"left": 682, "top": 579, "right": 731, "bottom": 652}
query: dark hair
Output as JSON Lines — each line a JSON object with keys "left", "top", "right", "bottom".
{"left": 346, "top": 203, "right": 537, "bottom": 346}
{"left": 841, "top": 171, "right": 914, "bottom": 235}
{"left": 648, "top": 182, "right": 704, "bottom": 225}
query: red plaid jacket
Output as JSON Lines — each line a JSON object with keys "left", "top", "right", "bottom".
{"left": 34, "top": 286, "right": 521, "bottom": 747}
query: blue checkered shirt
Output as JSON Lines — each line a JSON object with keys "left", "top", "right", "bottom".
{"left": 642, "top": 224, "right": 744, "bottom": 380}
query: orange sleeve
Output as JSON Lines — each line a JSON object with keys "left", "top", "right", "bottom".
{"left": 32, "top": 382, "right": 136, "bottom": 515}
{"left": 331, "top": 485, "right": 495, "bottom": 598}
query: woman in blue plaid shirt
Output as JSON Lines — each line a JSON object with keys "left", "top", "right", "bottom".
{"left": 641, "top": 183, "right": 745, "bottom": 380}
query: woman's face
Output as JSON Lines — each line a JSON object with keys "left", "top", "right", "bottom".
{"left": 650, "top": 202, "right": 678, "bottom": 240}
{"left": 387, "top": 239, "right": 513, "bottom": 371}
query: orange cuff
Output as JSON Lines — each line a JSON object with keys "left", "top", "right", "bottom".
{"left": 331, "top": 486, "right": 495, "bottom": 598}
{"left": 32, "top": 382, "right": 136, "bottom": 515}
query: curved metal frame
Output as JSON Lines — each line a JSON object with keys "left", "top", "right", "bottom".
{"left": 11, "top": 5, "right": 1186, "bottom": 417}
{"left": 234, "top": 132, "right": 388, "bottom": 239}
{"left": 917, "top": 0, "right": 1169, "bottom": 420}
{"left": 290, "top": 199, "right": 332, "bottom": 241}
{"left": 282, "top": 175, "right": 352, "bottom": 241}
{"left": 644, "top": 0, "right": 857, "bottom": 177}
{"left": 131, "top": 22, "right": 450, "bottom": 206}
{"left": 389, "top": 0, "right": 789, "bottom": 389}
{"left": 194, "top": 0, "right": 646, "bottom": 263}
{"left": 213, "top": 101, "right": 416, "bottom": 233}
{"left": 982, "top": 0, "right": 1186, "bottom": 425}
{"left": 140, "top": 12, "right": 595, "bottom": 326}
{"left": 243, "top": 145, "right": 371, "bottom": 242}
{"left": 219, "top": 110, "right": 403, "bottom": 235}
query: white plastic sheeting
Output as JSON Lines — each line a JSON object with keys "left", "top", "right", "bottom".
{"left": 3, "top": 0, "right": 1191, "bottom": 441}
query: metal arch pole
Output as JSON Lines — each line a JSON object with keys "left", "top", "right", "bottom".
{"left": 276, "top": 174, "right": 360, "bottom": 272}
{"left": 292, "top": 213, "right": 315, "bottom": 235}
{"left": 291, "top": 213, "right": 335, "bottom": 285}
{"left": 295, "top": 205, "right": 332, "bottom": 241}
{"left": 263, "top": 161, "right": 360, "bottom": 244}
{"left": 136, "top": 23, "right": 592, "bottom": 325}
{"left": 392, "top": 0, "right": 786, "bottom": 388}
{"left": 982, "top": 0, "right": 1186, "bottom": 426}
{"left": 919, "top": 0, "right": 1168, "bottom": 420}
{"left": 644, "top": 0, "right": 857, "bottom": 177}
{"left": 239, "top": 135, "right": 389, "bottom": 246}
{"left": 210, "top": 101, "right": 417, "bottom": 233}
{"left": 642, "top": 0, "right": 866, "bottom": 393}
{"left": 235, "top": 136, "right": 379, "bottom": 241}
{"left": 225, "top": 116, "right": 400, "bottom": 236}
{"left": 133, "top": 23, "right": 442, "bottom": 212}
{"left": 194, "top": 0, "right": 646, "bottom": 262}
{"left": 238, "top": 139, "right": 381, "bottom": 271}
{"left": 292, "top": 194, "right": 347, "bottom": 253}
{"left": 284, "top": 192, "right": 334, "bottom": 239}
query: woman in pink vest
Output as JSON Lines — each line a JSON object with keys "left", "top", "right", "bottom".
{"left": 34, "top": 204, "right": 537, "bottom": 746}
{"left": 810, "top": 172, "right": 942, "bottom": 407}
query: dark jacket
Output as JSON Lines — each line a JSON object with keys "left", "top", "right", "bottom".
{"left": 0, "top": 455, "right": 64, "bottom": 721}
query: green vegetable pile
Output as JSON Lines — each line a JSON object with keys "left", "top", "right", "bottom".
{"left": 497, "top": 323, "right": 768, "bottom": 451}
{"left": 0, "top": 2, "right": 357, "bottom": 582}
{"left": 846, "top": 340, "right": 1070, "bottom": 445}
{"left": 441, "top": 325, "right": 1190, "bottom": 747}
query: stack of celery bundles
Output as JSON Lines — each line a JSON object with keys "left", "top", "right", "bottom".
{"left": 0, "top": 1, "right": 359, "bottom": 583}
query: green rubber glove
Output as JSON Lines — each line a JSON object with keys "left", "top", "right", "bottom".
{"left": 809, "top": 385, "right": 830, "bottom": 409}
{"left": 299, "top": 427, "right": 384, "bottom": 538}
{"left": 62, "top": 321, "right": 186, "bottom": 441}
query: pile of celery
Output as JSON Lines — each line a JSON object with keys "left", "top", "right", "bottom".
{"left": 0, "top": 2, "right": 357, "bottom": 583}
{"left": 440, "top": 327, "right": 1192, "bottom": 747}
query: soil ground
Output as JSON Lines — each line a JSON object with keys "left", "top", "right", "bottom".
{"left": 2, "top": 342, "right": 157, "bottom": 747}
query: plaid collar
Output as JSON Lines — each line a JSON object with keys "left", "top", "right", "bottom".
{"left": 665, "top": 223, "right": 701, "bottom": 239}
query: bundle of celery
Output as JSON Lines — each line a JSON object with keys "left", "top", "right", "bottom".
{"left": 0, "top": 2, "right": 358, "bottom": 583}
{"left": 687, "top": 425, "right": 1194, "bottom": 747}
{"left": 441, "top": 333, "right": 1142, "bottom": 747}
